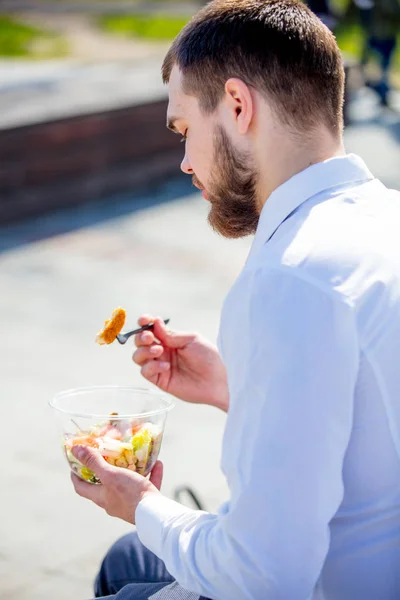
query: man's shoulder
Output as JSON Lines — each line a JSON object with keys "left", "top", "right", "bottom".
{"left": 253, "top": 180, "right": 400, "bottom": 303}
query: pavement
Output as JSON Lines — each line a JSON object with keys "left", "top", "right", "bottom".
{"left": 345, "top": 88, "right": 400, "bottom": 191}
{"left": 0, "top": 26, "right": 399, "bottom": 600}
{"left": 0, "top": 179, "right": 241, "bottom": 600}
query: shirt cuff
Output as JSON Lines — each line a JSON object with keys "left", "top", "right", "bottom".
{"left": 136, "top": 493, "right": 192, "bottom": 557}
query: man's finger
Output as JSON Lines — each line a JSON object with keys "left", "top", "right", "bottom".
{"left": 149, "top": 461, "right": 163, "bottom": 490}
{"left": 72, "top": 445, "right": 113, "bottom": 482}
{"left": 138, "top": 314, "right": 155, "bottom": 327}
{"left": 133, "top": 346, "right": 151, "bottom": 366}
{"left": 70, "top": 472, "right": 105, "bottom": 507}
{"left": 152, "top": 318, "right": 195, "bottom": 349}
{"left": 133, "top": 345, "right": 163, "bottom": 366}
{"left": 141, "top": 360, "right": 170, "bottom": 381}
{"left": 134, "top": 330, "right": 155, "bottom": 348}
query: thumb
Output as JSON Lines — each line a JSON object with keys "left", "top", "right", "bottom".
{"left": 72, "top": 445, "right": 113, "bottom": 479}
{"left": 149, "top": 460, "right": 163, "bottom": 490}
{"left": 153, "top": 318, "right": 195, "bottom": 350}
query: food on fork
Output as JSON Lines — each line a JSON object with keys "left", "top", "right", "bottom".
{"left": 95, "top": 307, "right": 126, "bottom": 345}
{"left": 64, "top": 414, "right": 163, "bottom": 484}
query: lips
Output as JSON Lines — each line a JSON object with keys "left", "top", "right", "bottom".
{"left": 192, "top": 177, "right": 209, "bottom": 201}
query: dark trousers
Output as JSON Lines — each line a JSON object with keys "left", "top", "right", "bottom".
{"left": 94, "top": 531, "right": 211, "bottom": 600}
{"left": 369, "top": 37, "right": 397, "bottom": 74}
{"left": 359, "top": 7, "right": 397, "bottom": 74}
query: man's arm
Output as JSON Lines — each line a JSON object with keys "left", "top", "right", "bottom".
{"left": 136, "top": 269, "right": 359, "bottom": 599}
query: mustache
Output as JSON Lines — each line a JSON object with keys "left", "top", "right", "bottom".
{"left": 192, "top": 175, "right": 204, "bottom": 191}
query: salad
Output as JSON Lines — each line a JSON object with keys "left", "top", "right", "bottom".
{"left": 64, "top": 414, "right": 163, "bottom": 484}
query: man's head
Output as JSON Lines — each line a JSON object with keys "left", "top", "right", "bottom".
{"left": 163, "top": 0, "right": 345, "bottom": 238}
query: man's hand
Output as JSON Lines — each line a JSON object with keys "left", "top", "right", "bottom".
{"left": 133, "top": 315, "right": 229, "bottom": 412}
{"left": 70, "top": 445, "right": 162, "bottom": 524}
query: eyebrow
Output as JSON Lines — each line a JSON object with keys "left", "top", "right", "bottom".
{"left": 166, "top": 116, "right": 181, "bottom": 133}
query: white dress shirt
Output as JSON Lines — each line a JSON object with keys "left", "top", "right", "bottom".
{"left": 136, "top": 154, "right": 400, "bottom": 600}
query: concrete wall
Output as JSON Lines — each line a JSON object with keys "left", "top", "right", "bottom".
{"left": 0, "top": 99, "right": 182, "bottom": 225}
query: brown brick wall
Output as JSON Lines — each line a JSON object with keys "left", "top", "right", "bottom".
{"left": 0, "top": 99, "right": 183, "bottom": 225}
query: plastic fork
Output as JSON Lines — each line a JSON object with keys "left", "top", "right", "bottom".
{"left": 116, "top": 319, "right": 170, "bottom": 345}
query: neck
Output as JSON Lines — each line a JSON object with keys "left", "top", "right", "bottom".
{"left": 257, "top": 127, "right": 345, "bottom": 210}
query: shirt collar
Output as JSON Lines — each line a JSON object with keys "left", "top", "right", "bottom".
{"left": 248, "top": 153, "right": 374, "bottom": 259}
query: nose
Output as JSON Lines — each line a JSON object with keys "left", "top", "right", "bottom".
{"left": 180, "top": 152, "right": 193, "bottom": 175}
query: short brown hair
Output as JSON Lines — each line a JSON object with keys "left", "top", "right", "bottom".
{"left": 162, "top": 0, "right": 344, "bottom": 134}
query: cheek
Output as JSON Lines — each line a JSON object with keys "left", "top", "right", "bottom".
{"left": 187, "top": 138, "right": 213, "bottom": 181}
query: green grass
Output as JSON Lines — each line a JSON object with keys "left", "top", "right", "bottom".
{"left": 0, "top": 16, "right": 68, "bottom": 58}
{"left": 335, "top": 24, "right": 400, "bottom": 73}
{"left": 331, "top": 0, "right": 351, "bottom": 12}
{"left": 100, "top": 14, "right": 189, "bottom": 41}
{"left": 336, "top": 24, "right": 365, "bottom": 58}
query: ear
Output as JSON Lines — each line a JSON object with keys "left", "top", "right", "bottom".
{"left": 224, "top": 78, "right": 253, "bottom": 135}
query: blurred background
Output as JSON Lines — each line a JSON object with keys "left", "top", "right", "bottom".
{"left": 0, "top": 1, "right": 399, "bottom": 599}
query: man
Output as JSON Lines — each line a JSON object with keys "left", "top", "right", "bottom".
{"left": 71, "top": 0, "right": 400, "bottom": 598}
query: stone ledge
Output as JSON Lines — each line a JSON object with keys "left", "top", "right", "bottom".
{"left": 0, "top": 99, "right": 183, "bottom": 225}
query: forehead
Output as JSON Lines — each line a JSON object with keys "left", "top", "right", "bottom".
{"left": 166, "top": 65, "right": 195, "bottom": 122}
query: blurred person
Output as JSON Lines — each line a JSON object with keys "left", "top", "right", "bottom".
{"left": 70, "top": 0, "right": 400, "bottom": 599}
{"left": 306, "top": 0, "right": 337, "bottom": 30}
{"left": 354, "top": 0, "right": 400, "bottom": 105}
{"left": 353, "top": 0, "right": 374, "bottom": 66}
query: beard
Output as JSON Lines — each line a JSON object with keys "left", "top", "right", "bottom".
{"left": 194, "top": 126, "right": 260, "bottom": 239}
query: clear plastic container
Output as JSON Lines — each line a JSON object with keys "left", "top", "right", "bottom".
{"left": 49, "top": 386, "right": 174, "bottom": 484}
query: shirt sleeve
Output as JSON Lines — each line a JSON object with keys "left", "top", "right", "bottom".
{"left": 136, "top": 267, "right": 359, "bottom": 600}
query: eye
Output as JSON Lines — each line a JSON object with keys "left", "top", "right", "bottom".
{"left": 180, "top": 129, "right": 188, "bottom": 143}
